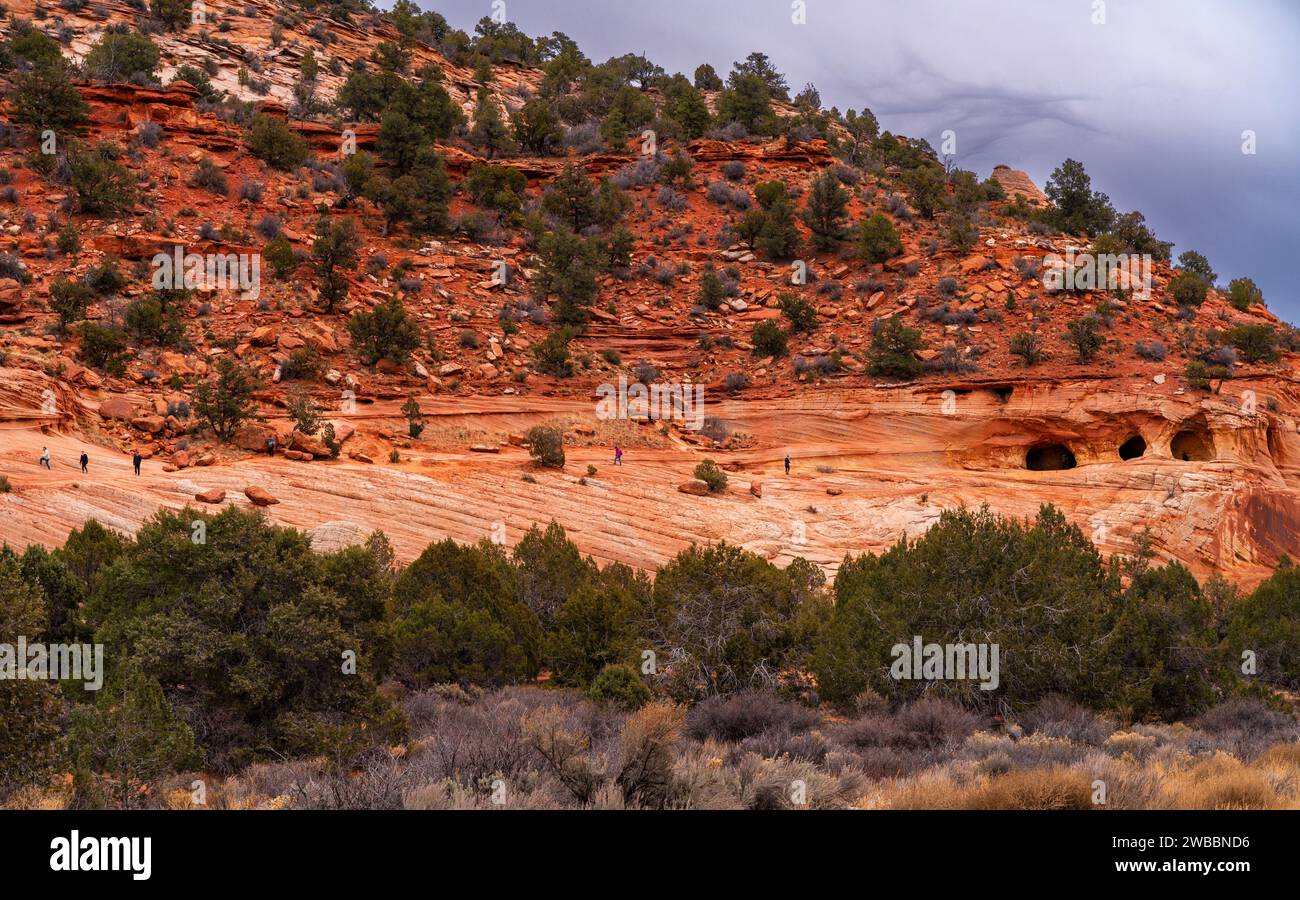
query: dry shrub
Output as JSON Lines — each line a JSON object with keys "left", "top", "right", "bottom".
{"left": 733, "top": 752, "right": 865, "bottom": 810}
{"left": 1019, "top": 694, "right": 1114, "bottom": 746}
{"left": 617, "top": 702, "right": 684, "bottom": 808}
{"left": 1247, "top": 744, "right": 1300, "bottom": 807}
{"left": 1005, "top": 733, "right": 1092, "bottom": 768}
{"left": 1254, "top": 742, "right": 1300, "bottom": 770}
{"left": 1, "top": 785, "right": 68, "bottom": 810}
{"left": 833, "top": 711, "right": 900, "bottom": 749}
{"left": 1190, "top": 699, "right": 1300, "bottom": 761}
{"left": 1180, "top": 770, "right": 1279, "bottom": 809}
{"left": 1080, "top": 751, "right": 1167, "bottom": 809}
{"left": 686, "top": 691, "right": 820, "bottom": 742}
{"left": 1104, "top": 731, "right": 1159, "bottom": 760}
{"left": 871, "top": 769, "right": 966, "bottom": 810}
{"left": 893, "top": 697, "right": 981, "bottom": 750}
{"left": 668, "top": 741, "right": 744, "bottom": 810}
{"left": 1160, "top": 751, "right": 1279, "bottom": 809}
{"left": 738, "top": 727, "right": 831, "bottom": 764}
{"left": 962, "top": 766, "right": 1093, "bottom": 810}
{"left": 523, "top": 705, "right": 609, "bottom": 806}
{"left": 403, "top": 774, "right": 567, "bottom": 810}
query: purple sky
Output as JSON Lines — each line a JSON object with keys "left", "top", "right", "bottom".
{"left": 407, "top": 0, "right": 1298, "bottom": 320}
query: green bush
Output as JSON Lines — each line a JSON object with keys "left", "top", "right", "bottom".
{"left": 7, "top": 59, "right": 88, "bottom": 134}
{"left": 867, "top": 315, "right": 923, "bottom": 378}
{"left": 263, "top": 234, "right": 296, "bottom": 279}
{"left": 84, "top": 507, "right": 404, "bottom": 772}
{"left": 531, "top": 328, "right": 575, "bottom": 377}
{"left": 77, "top": 322, "right": 129, "bottom": 374}
{"left": 812, "top": 505, "right": 1222, "bottom": 718}
{"left": 1009, "top": 331, "right": 1045, "bottom": 366}
{"left": 801, "top": 170, "right": 850, "bottom": 250}
{"left": 855, "top": 213, "right": 902, "bottom": 263}
{"left": 347, "top": 296, "right": 420, "bottom": 365}
{"left": 1168, "top": 271, "right": 1208, "bottom": 308}
{"left": 1227, "top": 277, "right": 1263, "bottom": 312}
{"left": 588, "top": 664, "right": 652, "bottom": 709}
{"left": 48, "top": 279, "right": 93, "bottom": 331}
{"left": 693, "top": 459, "right": 728, "bottom": 493}
{"left": 247, "top": 113, "right": 308, "bottom": 170}
{"left": 1064, "top": 316, "right": 1103, "bottom": 363}
{"left": 750, "top": 319, "right": 789, "bottom": 359}
{"left": 1225, "top": 559, "right": 1300, "bottom": 691}
{"left": 192, "top": 357, "right": 257, "bottom": 442}
{"left": 526, "top": 425, "right": 566, "bottom": 468}
{"left": 83, "top": 30, "right": 160, "bottom": 83}
{"left": 69, "top": 145, "right": 137, "bottom": 218}
{"left": 389, "top": 538, "right": 540, "bottom": 686}
{"left": 1225, "top": 324, "right": 1278, "bottom": 364}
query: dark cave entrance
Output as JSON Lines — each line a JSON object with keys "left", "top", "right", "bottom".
{"left": 1118, "top": 435, "right": 1147, "bottom": 461}
{"left": 1171, "top": 429, "right": 1215, "bottom": 462}
{"left": 1026, "top": 443, "right": 1077, "bottom": 471}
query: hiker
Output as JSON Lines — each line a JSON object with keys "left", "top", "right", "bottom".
{"left": 39, "top": 447, "right": 51, "bottom": 469}
{"left": 267, "top": 437, "right": 276, "bottom": 457}
{"left": 80, "top": 451, "right": 88, "bottom": 473}
{"left": 614, "top": 445, "right": 623, "bottom": 466}
{"left": 132, "top": 451, "right": 142, "bottom": 476}
{"left": 784, "top": 452, "right": 790, "bottom": 476}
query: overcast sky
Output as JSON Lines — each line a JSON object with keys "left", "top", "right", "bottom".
{"left": 408, "top": 0, "right": 1298, "bottom": 320}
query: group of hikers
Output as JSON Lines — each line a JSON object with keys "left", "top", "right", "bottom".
{"left": 38, "top": 447, "right": 142, "bottom": 475}
{"left": 606, "top": 447, "right": 792, "bottom": 473}
{"left": 37, "top": 443, "right": 793, "bottom": 480}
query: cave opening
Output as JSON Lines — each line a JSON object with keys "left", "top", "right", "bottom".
{"left": 1171, "top": 429, "right": 1215, "bottom": 462}
{"left": 990, "top": 386, "right": 1014, "bottom": 403}
{"left": 1118, "top": 435, "right": 1147, "bottom": 461}
{"left": 1026, "top": 443, "right": 1077, "bottom": 471}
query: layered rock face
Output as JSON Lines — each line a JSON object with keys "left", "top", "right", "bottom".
{"left": 0, "top": 0, "right": 1296, "bottom": 590}
{"left": 3, "top": 367, "right": 1297, "bottom": 587}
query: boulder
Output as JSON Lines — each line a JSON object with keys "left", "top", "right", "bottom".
{"left": 678, "top": 479, "right": 711, "bottom": 496}
{"left": 248, "top": 326, "right": 278, "bottom": 346}
{"left": 195, "top": 488, "right": 226, "bottom": 504}
{"left": 99, "top": 397, "right": 134, "bottom": 420}
{"left": 234, "top": 424, "right": 276, "bottom": 453}
{"left": 750, "top": 481, "right": 763, "bottom": 498}
{"left": 132, "top": 415, "right": 165, "bottom": 434}
{"left": 289, "top": 430, "right": 330, "bottom": 458}
{"left": 244, "top": 485, "right": 279, "bottom": 507}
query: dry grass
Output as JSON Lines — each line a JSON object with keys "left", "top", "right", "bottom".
{"left": 10, "top": 688, "right": 1298, "bottom": 811}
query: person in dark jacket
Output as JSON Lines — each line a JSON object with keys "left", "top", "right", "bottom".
{"left": 132, "top": 451, "right": 142, "bottom": 475}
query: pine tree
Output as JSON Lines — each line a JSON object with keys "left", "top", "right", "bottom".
{"left": 192, "top": 357, "right": 257, "bottom": 442}
{"left": 801, "top": 171, "right": 850, "bottom": 250}
{"left": 469, "top": 85, "right": 513, "bottom": 158}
